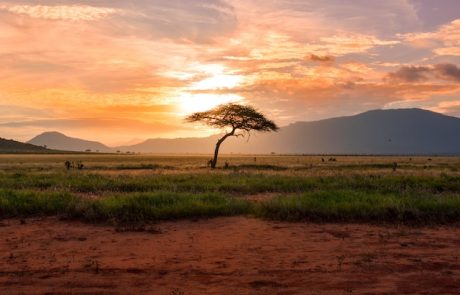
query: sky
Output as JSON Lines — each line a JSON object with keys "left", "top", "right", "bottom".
{"left": 0, "top": 0, "right": 459, "bottom": 145}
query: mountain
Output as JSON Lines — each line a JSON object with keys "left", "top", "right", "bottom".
{"left": 216, "top": 108, "right": 460, "bottom": 155}
{"left": 117, "top": 108, "right": 460, "bottom": 155}
{"left": 116, "top": 135, "right": 221, "bottom": 154}
{"left": 28, "top": 131, "right": 112, "bottom": 152}
{"left": 0, "top": 138, "right": 51, "bottom": 153}
{"left": 27, "top": 109, "right": 460, "bottom": 155}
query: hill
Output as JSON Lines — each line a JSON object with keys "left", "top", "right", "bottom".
{"left": 28, "top": 131, "right": 113, "bottom": 153}
{"left": 0, "top": 138, "right": 51, "bottom": 153}
{"left": 116, "top": 135, "right": 221, "bottom": 154}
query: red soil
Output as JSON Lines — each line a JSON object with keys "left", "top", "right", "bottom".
{"left": 1, "top": 217, "right": 459, "bottom": 295}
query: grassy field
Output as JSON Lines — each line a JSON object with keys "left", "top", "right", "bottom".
{"left": 1, "top": 154, "right": 460, "bottom": 224}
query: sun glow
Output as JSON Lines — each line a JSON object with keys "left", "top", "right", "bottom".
{"left": 191, "top": 74, "right": 242, "bottom": 90}
{"left": 178, "top": 93, "right": 244, "bottom": 114}
{"left": 190, "top": 64, "right": 243, "bottom": 91}
{"left": 174, "top": 63, "right": 245, "bottom": 114}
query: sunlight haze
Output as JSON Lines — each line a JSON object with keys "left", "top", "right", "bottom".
{"left": 1, "top": 0, "right": 459, "bottom": 145}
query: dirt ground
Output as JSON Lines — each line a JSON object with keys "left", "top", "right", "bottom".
{"left": 1, "top": 217, "right": 459, "bottom": 295}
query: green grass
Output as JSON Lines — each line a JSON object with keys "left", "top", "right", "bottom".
{"left": 2, "top": 188, "right": 460, "bottom": 224}
{"left": 1, "top": 154, "right": 460, "bottom": 225}
{"left": 1, "top": 171, "right": 459, "bottom": 195}
{"left": 255, "top": 191, "right": 460, "bottom": 224}
{"left": 0, "top": 190, "right": 77, "bottom": 217}
{"left": 0, "top": 190, "right": 250, "bottom": 222}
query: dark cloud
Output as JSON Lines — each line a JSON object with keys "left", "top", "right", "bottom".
{"left": 433, "top": 63, "right": 460, "bottom": 82}
{"left": 387, "top": 65, "right": 431, "bottom": 82}
{"left": 387, "top": 63, "right": 460, "bottom": 83}
{"left": 308, "top": 54, "right": 335, "bottom": 62}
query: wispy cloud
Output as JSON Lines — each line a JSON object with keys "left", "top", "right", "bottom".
{"left": 402, "top": 19, "right": 460, "bottom": 56}
{"left": 0, "top": 4, "right": 119, "bottom": 21}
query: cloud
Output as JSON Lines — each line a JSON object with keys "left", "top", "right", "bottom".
{"left": 429, "top": 100, "right": 460, "bottom": 118}
{"left": 230, "top": 0, "right": 420, "bottom": 36}
{"left": 0, "top": 4, "right": 118, "bottom": 21}
{"left": 308, "top": 54, "right": 335, "bottom": 63}
{"left": 0, "top": 104, "right": 54, "bottom": 120}
{"left": 402, "top": 19, "right": 460, "bottom": 56}
{"left": 319, "top": 34, "right": 399, "bottom": 54}
{"left": 433, "top": 63, "right": 460, "bottom": 82}
{"left": 387, "top": 63, "right": 460, "bottom": 83}
{"left": 387, "top": 65, "right": 432, "bottom": 82}
{"left": 104, "top": 1, "right": 237, "bottom": 43}
{"left": 0, "top": 117, "right": 187, "bottom": 133}
{"left": 0, "top": 0, "right": 238, "bottom": 43}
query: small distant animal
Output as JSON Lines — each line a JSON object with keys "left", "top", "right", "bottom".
{"left": 207, "top": 159, "right": 213, "bottom": 167}
{"left": 224, "top": 161, "right": 230, "bottom": 168}
{"left": 64, "top": 160, "right": 84, "bottom": 170}
{"left": 76, "top": 161, "right": 84, "bottom": 170}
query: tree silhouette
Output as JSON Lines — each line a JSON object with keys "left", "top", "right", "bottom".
{"left": 185, "top": 103, "right": 279, "bottom": 168}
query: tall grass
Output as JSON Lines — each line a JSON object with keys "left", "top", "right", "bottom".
{"left": 2, "top": 188, "right": 460, "bottom": 224}
{"left": 255, "top": 191, "right": 460, "bottom": 224}
{"left": 1, "top": 171, "right": 459, "bottom": 195}
{"left": 0, "top": 189, "right": 249, "bottom": 222}
{"left": 0, "top": 190, "right": 76, "bottom": 217}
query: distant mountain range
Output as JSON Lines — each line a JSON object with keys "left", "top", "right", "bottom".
{"left": 29, "top": 131, "right": 112, "bottom": 153}
{"left": 26, "top": 108, "right": 460, "bottom": 155}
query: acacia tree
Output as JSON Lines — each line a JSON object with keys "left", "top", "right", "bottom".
{"left": 185, "top": 103, "right": 279, "bottom": 168}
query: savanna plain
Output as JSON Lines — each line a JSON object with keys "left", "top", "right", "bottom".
{"left": 1, "top": 154, "right": 460, "bottom": 294}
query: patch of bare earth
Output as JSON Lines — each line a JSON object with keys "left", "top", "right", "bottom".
{"left": 1, "top": 217, "right": 460, "bottom": 295}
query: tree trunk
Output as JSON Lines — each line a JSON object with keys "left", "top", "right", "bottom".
{"left": 211, "top": 130, "right": 234, "bottom": 168}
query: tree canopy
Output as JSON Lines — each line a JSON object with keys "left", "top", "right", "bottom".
{"left": 185, "top": 103, "right": 279, "bottom": 168}
{"left": 185, "top": 103, "right": 279, "bottom": 134}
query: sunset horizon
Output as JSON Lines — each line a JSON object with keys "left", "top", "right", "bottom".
{"left": 20, "top": 106, "right": 457, "bottom": 147}
{"left": 1, "top": 0, "right": 459, "bottom": 145}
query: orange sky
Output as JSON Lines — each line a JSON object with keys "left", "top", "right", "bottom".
{"left": 1, "top": 0, "right": 460, "bottom": 145}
